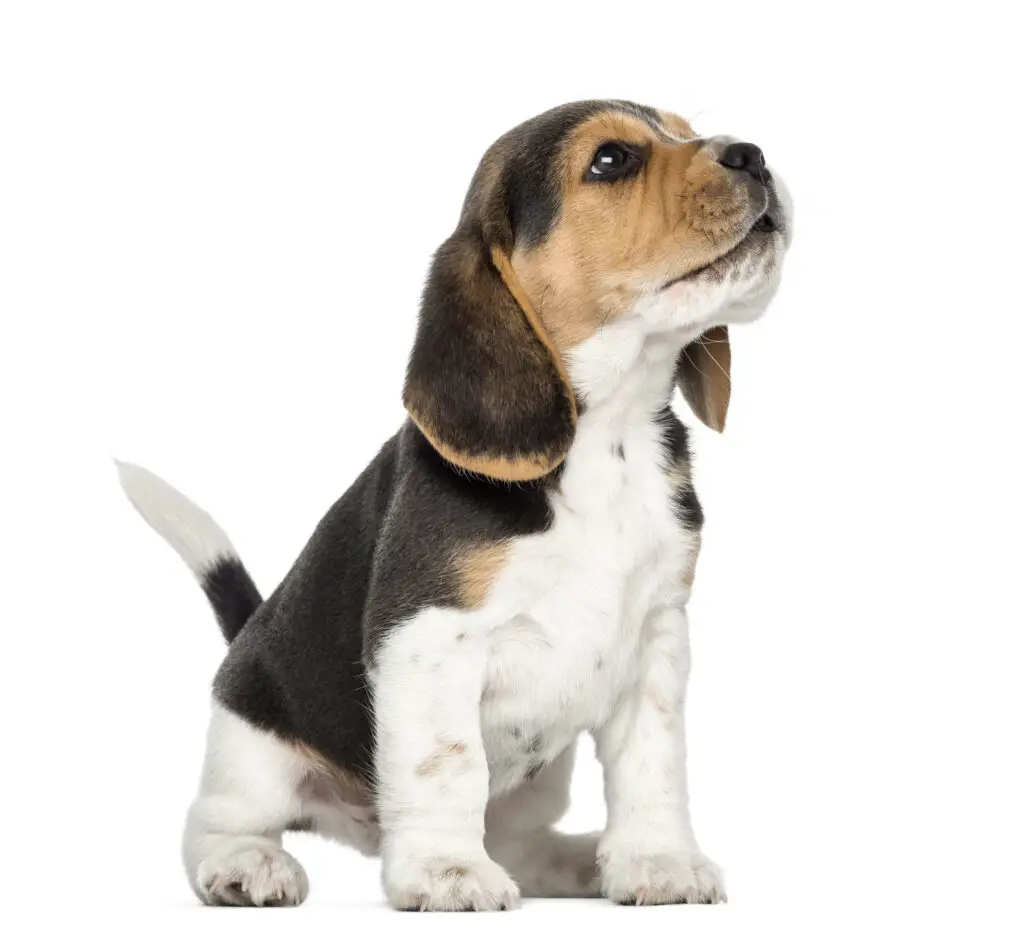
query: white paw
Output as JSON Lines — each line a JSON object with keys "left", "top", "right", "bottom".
{"left": 195, "top": 845, "right": 309, "bottom": 907}
{"left": 599, "top": 848, "right": 726, "bottom": 905}
{"left": 384, "top": 853, "right": 520, "bottom": 911}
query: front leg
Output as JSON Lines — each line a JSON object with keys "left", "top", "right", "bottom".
{"left": 593, "top": 603, "right": 726, "bottom": 904}
{"left": 373, "top": 610, "right": 519, "bottom": 911}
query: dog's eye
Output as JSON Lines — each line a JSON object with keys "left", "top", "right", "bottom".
{"left": 586, "top": 143, "right": 641, "bottom": 181}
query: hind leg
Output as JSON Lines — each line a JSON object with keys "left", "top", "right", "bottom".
{"left": 485, "top": 744, "right": 601, "bottom": 898}
{"left": 183, "top": 703, "right": 310, "bottom": 906}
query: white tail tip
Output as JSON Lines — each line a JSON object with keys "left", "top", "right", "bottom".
{"left": 115, "top": 460, "right": 237, "bottom": 576}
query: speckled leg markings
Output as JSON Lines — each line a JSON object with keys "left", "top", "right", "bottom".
{"left": 374, "top": 608, "right": 520, "bottom": 911}
{"left": 594, "top": 605, "right": 726, "bottom": 905}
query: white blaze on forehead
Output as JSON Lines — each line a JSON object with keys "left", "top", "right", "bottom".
{"left": 651, "top": 120, "right": 702, "bottom": 146}
{"left": 647, "top": 117, "right": 700, "bottom": 146}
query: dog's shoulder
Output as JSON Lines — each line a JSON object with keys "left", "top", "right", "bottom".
{"left": 211, "top": 419, "right": 558, "bottom": 769}
{"left": 362, "top": 420, "right": 556, "bottom": 655}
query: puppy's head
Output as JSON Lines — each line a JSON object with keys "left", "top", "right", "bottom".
{"left": 404, "top": 100, "right": 791, "bottom": 481}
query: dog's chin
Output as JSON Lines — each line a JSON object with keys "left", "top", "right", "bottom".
{"left": 718, "top": 273, "right": 782, "bottom": 326}
{"left": 661, "top": 220, "right": 779, "bottom": 292}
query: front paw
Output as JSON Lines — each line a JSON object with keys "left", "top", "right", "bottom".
{"left": 195, "top": 845, "right": 309, "bottom": 907}
{"left": 383, "top": 853, "right": 520, "bottom": 912}
{"left": 599, "top": 846, "right": 726, "bottom": 905}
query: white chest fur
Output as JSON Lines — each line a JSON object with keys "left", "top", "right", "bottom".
{"left": 372, "top": 321, "right": 703, "bottom": 800}
{"left": 477, "top": 324, "right": 699, "bottom": 793}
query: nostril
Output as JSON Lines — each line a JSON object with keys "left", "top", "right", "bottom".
{"left": 718, "top": 142, "right": 766, "bottom": 179}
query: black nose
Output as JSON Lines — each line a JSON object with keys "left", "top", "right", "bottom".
{"left": 718, "top": 142, "right": 769, "bottom": 180}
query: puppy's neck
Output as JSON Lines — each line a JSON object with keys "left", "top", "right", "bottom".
{"left": 553, "top": 317, "right": 693, "bottom": 509}
{"left": 566, "top": 316, "right": 700, "bottom": 416}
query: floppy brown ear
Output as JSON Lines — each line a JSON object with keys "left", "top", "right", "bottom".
{"left": 403, "top": 232, "right": 577, "bottom": 481}
{"left": 676, "top": 325, "right": 732, "bottom": 432}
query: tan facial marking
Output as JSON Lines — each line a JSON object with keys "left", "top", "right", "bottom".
{"left": 454, "top": 541, "right": 510, "bottom": 609}
{"left": 415, "top": 740, "right": 468, "bottom": 777}
{"left": 512, "top": 109, "right": 760, "bottom": 354}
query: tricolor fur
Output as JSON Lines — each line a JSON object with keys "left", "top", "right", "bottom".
{"left": 119, "top": 99, "right": 792, "bottom": 910}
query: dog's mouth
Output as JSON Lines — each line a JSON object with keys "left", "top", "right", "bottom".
{"left": 660, "top": 212, "right": 777, "bottom": 290}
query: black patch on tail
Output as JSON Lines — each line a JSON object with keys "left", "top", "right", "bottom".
{"left": 201, "top": 557, "right": 262, "bottom": 642}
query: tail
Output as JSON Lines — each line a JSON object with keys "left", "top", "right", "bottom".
{"left": 116, "top": 461, "right": 262, "bottom": 642}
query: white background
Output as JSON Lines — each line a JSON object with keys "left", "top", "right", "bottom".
{"left": 2, "top": 1, "right": 1022, "bottom": 939}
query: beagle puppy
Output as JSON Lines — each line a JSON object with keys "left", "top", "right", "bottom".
{"left": 119, "top": 99, "right": 791, "bottom": 911}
